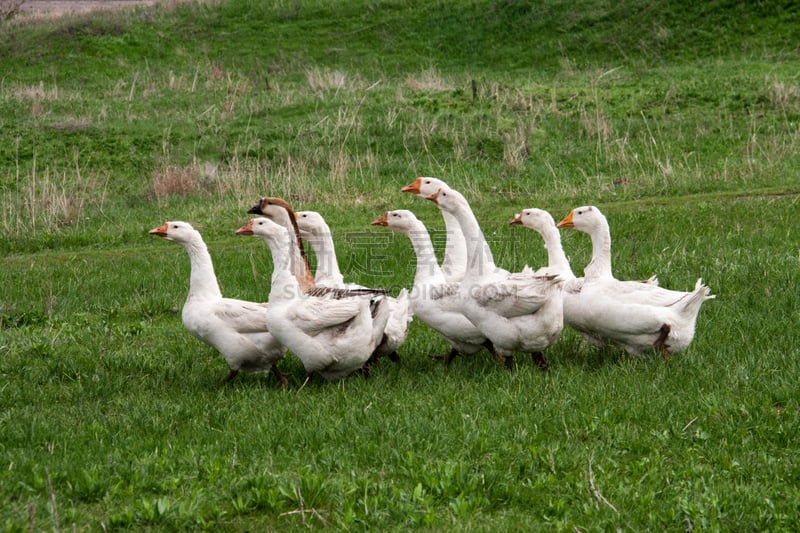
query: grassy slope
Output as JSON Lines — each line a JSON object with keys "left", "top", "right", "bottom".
{"left": 1, "top": 0, "right": 800, "bottom": 530}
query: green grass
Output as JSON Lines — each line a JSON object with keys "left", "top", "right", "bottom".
{"left": 2, "top": 0, "right": 800, "bottom": 530}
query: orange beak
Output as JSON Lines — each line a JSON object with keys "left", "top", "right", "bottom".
{"left": 149, "top": 223, "right": 168, "bottom": 237}
{"left": 371, "top": 213, "right": 389, "bottom": 226}
{"left": 510, "top": 213, "right": 523, "bottom": 225}
{"left": 235, "top": 220, "right": 255, "bottom": 236}
{"left": 400, "top": 177, "right": 422, "bottom": 194}
{"left": 424, "top": 189, "right": 440, "bottom": 205}
{"left": 556, "top": 211, "right": 574, "bottom": 229}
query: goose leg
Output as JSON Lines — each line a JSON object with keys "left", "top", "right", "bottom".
{"left": 654, "top": 324, "right": 671, "bottom": 360}
{"left": 271, "top": 366, "right": 289, "bottom": 389}
{"left": 221, "top": 368, "right": 239, "bottom": 384}
{"left": 442, "top": 348, "right": 460, "bottom": 366}
{"left": 484, "top": 340, "right": 513, "bottom": 370}
{"left": 531, "top": 352, "right": 549, "bottom": 371}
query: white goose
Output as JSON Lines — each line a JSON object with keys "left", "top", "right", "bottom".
{"left": 237, "top": 217, "right": 391, "bottom": 381}
{"left": 426, "top": 186, "right": 564, "bottom": 369}
{"left": 371, "top": 209, "right": 492, "bottom": 365}
{"left": 148, "top": 221, "right": 287, "bottom": 385}
{"left": 510, "top": 208, "right": 576, "bottom": 280}
{"left": 295, "top": 209, "right": 413, "bottom": 363}
{"left": 556, "top": 206, "right": 715, "bottom": 356}
{"left": 401, "top": 177, "right": 468, "bottom": 283}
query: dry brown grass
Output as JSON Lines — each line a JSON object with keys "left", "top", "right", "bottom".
{"left": 306, "top": 67, "right": 348, "bottom": 94}
{"left": 1, "top": 163, "right": 109, "bottom": 236}
{"left": 767, "top": 77, "right": 799, "bottom": 111}
{"left": 502, "top": 122, "right": 530, "bottom": 175}
{"left": 404, "top": 67, "right": 454, "bottom": 92}
{"left": 148, "top": 163, "right": 199, "bottom": 200}
{"left": 580, "top": 106, "right": 611, "bottom": 144}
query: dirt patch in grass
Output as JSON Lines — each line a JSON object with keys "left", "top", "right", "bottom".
{"left": 17, "top": 0, "right": 184, "bottom": 17}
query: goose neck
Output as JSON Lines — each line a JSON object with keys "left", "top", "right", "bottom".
{"left": 584, "top": 222, "right": 613, "bottom": 280}
{"left": 404, "top": 221, "right": 445, "bottom": 286}
{"left": 182, "top": 237, "right": 222, "bottom": 300}
{"left": 541, "top": 224, "right": 574, "bottom": 277}
{"left": 306, "top": 231, "right": 344, "bottom": 281}
{"left": 440, "top": 210, "right": 467, "bottom": 269}
{"left": 446, "top": 200, "right": 496, "bottom": 279}
{"left": 259, "top": 233, "right": 301, "bottom": 300}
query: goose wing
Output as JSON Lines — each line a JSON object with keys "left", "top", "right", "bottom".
{"left": 602, "top": 279, "right": 693, "bottom": 307}
{"left": 288, "top": 296, "right": 364, "bottom": 334}
{"left": 212, "top": 298, "right": 269, "bottom": 334}
{"left": 472, "top": 273, "right": 560, "bottom": 318}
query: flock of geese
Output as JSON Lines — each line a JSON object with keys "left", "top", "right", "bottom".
{"left": 149, "top": 177, "right": 714, "bottom": 387}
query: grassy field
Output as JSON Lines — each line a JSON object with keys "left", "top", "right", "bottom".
{"left": 1, "top": 0, "right": 799, "bottom": 530}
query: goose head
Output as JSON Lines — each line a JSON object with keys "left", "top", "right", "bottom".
{"left": 401, "top": 176, "right": 450, "bottom": 197}
{"left": 148, "top": 221, "right": 198, "bottom": 243}
{"left": 247, "top": 196, "right": 307, "bottom": 250}
{"left": 248, "top": 196, "right": 296, "bottom": 220}
{"left": 556, "top": 206, "right": 607, "bottom": 233}
{"left": 295, "top": 210, "right": 329, "bottom": 239}
{"left": 370, "top": 209, "right": 419, "bottom": 233}
{"left": 235, "top": 217, "right": 288, "bottom": 242}
{"left": 511, "top": 208, "right": 557, "bottom": 233}
{"left": 423, "top": 186, "right": 464, "bottom": 214}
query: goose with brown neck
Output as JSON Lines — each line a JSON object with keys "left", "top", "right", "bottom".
{"left": 249, "top": 197, "right": 400, "bottom": 361}
{"left": 237, "top": 217, "right": 391, "bottom": 381}
{"left": 248, "top": 197, "right": 316, "bottom": 293}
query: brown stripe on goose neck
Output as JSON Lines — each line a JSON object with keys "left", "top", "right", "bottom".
{"left": 260, "top": 197, "right": 315, "bottom": 287}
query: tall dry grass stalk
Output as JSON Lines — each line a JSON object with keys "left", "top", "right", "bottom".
{"left": 1, "top": 157, "right": 108, "bottom": 238}
{"left": 767, "top": 77, "right": 799, "bottom": 111}
{"left": 327, "top": 149, "right": 351, "bottom": 186}
{"left": 502, "top": 122, "right": 531, "bottom": 175}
